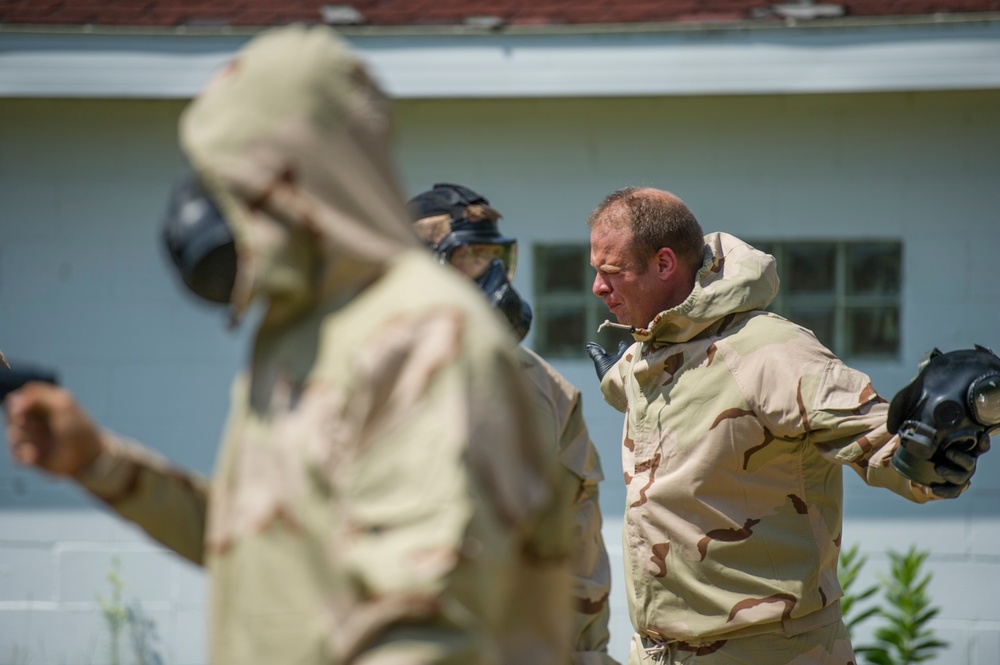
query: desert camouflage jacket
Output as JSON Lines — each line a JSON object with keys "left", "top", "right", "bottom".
{"left": 599, "top": 232, "right": 937, "bottom": 644}
{"left": 80, "top": 25, "right": 574, "bottom": 665}
{"left": 518, "top": 347, "right": 619, "bottom": 665}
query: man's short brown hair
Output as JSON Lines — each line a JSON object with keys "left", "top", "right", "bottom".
{"left": 587, "top": 187, "right": 705, "bottom": 273}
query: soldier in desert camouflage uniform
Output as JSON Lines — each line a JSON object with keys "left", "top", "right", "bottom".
{"left": 408, "top": 183, "right": 620, "bottom": 665}
{"left": 5, "top": 25, "right": 574, "bottom": 665}
{"left": 584, "top": 187, "right": 983, "bottom": 664}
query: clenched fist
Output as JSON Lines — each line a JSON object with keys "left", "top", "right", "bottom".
{"left": 5, "top": 383, "right": 104, "bottom": 478}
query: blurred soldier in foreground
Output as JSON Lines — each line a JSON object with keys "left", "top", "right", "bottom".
{"left": 409, "top": 183, "right": 620, "bottom": 665}
{"left": 5, "top": 26, "right": 573, "bottom": 665}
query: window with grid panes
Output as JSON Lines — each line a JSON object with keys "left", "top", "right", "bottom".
{"left": 532, "top": 240, "right": 901, "bottom": 360}
{"left": 751, "top": 240, "right": 902, "bottom": 359}
{"left": 533, "top": 244, "right": 633, "bottom": 359}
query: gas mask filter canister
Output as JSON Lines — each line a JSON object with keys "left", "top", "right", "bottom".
{"left": 161, "top": 174, "right": 238, "bottom": 304}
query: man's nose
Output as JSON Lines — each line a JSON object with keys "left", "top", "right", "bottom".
{"left": 593, "top": 274, "right": 610, "bottom": 297}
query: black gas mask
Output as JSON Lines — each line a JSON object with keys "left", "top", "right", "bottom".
{"left": 887, "top": 345, "right": 1000, "bottom": 496}
{"left": 476, "top": 258, "right": 533, "bottom": 341}
{"left": 408, "top": 183, "right": 529, "bottom": 338}
{"left": 161, "top": 173, "right": 237, "bottom": 304}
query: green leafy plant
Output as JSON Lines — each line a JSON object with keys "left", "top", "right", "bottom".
{"left": 839, "top": 543, "right": 880, "bottom": 634}
{"left": 864, "top": 547, "right": 948, "bottom": 665}
{"left": 97, "top": 556, "right": 128, "bottom": 665}
{"left": 126, "top": 601, "right": 164, "bottom": 665}
{"left": 97, "top": 556, "right": 165, "bottom": 665}
{"left": 838, "top": 545, "right": 949, "bottom": 665}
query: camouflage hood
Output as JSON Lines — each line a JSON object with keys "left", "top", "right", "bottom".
{"left": 633, "top": 232, "right": 779, "bottom": 345}
{"left": 179, "top": 25, "right": 420, "bottom": 323}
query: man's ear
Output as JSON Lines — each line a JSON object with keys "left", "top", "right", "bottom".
{"left": 654, "top": 247, "right": 679, "bottom": 281}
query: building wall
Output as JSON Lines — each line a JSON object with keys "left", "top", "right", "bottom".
{"left": 1, "top": 90, "right": 998, "bottom": 663}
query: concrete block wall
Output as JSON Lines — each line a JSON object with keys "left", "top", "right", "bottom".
{"left": 0, "top": 510, "right": 206, "bottom": 665}
{"left": 2, "top": 88, "right": 999, "bottom": 663}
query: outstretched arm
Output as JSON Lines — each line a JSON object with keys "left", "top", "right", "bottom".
{"left": 5, "top": 383, "right": 209, "bottom": 564}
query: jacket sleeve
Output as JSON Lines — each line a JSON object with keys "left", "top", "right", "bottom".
{"left": 743, "top": 330, "right": 938, "bottom": 504}
{"left": 802, "top": 367, "right": 937, "bottom": 504}
{"left": 77, "top": 432, "right": 209, "bottom": 564}
{"left": 551, "top": 385, "right": 613, "bottom": 658}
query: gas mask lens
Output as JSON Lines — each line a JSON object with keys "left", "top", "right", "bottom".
{"left": 449, "top": 242, "right": 517, "bottom": 281}
{"left": 970, "top": 375, "right": 1000, "bottom": 426}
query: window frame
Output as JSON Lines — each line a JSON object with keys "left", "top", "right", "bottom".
{"left": 532, "top": 243, "right": 631, "bottom": 359}
{"left": 752, "top": 239, "right": 903, "bottom": 360}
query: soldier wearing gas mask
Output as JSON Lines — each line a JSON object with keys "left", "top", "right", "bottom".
{"left": 6, "top": 26, "right": 576, "bottom": 665}
{"left": 409, "top": 184, "right": 620, "bottom": 665}
{"left": 408, "top": 183, "right": 532, "bottom": 340}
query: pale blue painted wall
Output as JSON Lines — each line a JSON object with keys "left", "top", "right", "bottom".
{"left": 1, "top": 90, "right": 998, "bottom": 663}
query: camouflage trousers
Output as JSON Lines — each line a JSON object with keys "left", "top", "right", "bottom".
{"left": 627, "top": 619, "right": 854, "bottom": 665}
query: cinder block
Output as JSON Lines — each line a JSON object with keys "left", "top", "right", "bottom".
{"left": 174, "top": 559, "right": 208, "bottom": 603}
{"left": 0, "top": 607, "right": 58, "bottom": 665}
{"left": 968, "top": 497, "right": 1000, "bottom": 556}
{"left": 0, "top": 508, "right": 151, "bottom": 543}
{"left": 57, "top": 548, "right": 176, "bottom": 604}
{"left": 172, "top": 606, "right": 210, "bottom": 665}
{"left": 0, "top": 544, "right": 55, "bottom": 601}
{"left": 0, "top": 607, "right": 105, "bottom": 665}
{"left": 927, "top": 560, "right": 1000, "bottom": 621}
{"left": 921, "top": 625, "right": 969, "bottom": 665}
{"left": 971, "top": 626, "right": 1000, "bottom": 665}
{"left": 60, "top": 605, "right": 172, "bottom": 665}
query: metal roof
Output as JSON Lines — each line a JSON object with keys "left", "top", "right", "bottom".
{"left": 1, "top": 17, "right": 999, "bottom": 99}
{"left": 2, "top": 0, "right": 1000, "bottom": 28}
